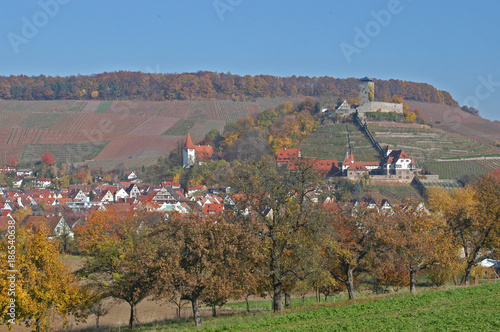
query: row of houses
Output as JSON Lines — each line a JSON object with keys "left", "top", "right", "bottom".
{"left": 276, "top": 145, "right": 419, "bottom": 183}
{"left": 0, "top": 179, "right": 238, "bottom": 240}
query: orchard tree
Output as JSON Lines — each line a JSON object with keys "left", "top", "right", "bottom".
{"left": 377, "top": 204, "right": 451, "bottom": 293}
{"left": 427, "top": 175, "right": 500, "bottom": 285}
{"left": 0, "top": 227, "right": 89, "bottom": 332}
{"left": 7, "top": 157, "right": 17, "bottom": 167}
{"left": 77, "top": 210, "right": 170, "bottom": 329}
{"left": 153, "top": 213, "right": 261, "bottom": 326}
{"left": 41, "top": 152, "right": 55, "bottom": 166}
{"left": 231, "top": 157, "right": 325, "bottom": 311}
{"left": 321, "top": 202, "right": 383, "bottom": 300}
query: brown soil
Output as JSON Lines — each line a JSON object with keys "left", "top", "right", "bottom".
{"left": 408, "top": 101, "right": 500, "bottom": 145}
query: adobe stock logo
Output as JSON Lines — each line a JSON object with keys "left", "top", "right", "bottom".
{"left": 339, "top": 0, "right": 408, "bottom": 63}
{"left": 7, "top": 0, "right": 70, "bottom": 54}
{"left": 463, "top": 75, "right": 500, "bottom": 110}
{"left": 213, "top": 0, "right": 243, "bottom": 22}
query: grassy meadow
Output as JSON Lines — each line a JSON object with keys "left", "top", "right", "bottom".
{"left": 90, "top": 283, "right": 500, "bottom": 331}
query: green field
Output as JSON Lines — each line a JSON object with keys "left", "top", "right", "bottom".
{"left": 100, "top": 283, "right": 500, "bottom": 331}
{"left": 368, "top": 123, "right": 500, "bottom": 161}
{"left": 299, "top": 123, "right": 379, "bottom": 161}
{"left": 162, "top": 119, "right": 199, "bottom": 136}
{"left": 18, "top": 113, "right": 62, "bottom": 129}
{"left": 21, "top": 142, "right": 109, "bottom": 164}
{"left": 96, "top": 101, "right": 112, "bottom": 113}
{"left": 420, "top": 160, "right": 495, "bottom": 179}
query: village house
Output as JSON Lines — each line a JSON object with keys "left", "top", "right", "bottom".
{"left": 0, "top": 166, "right": 16, "bottom": 173}
{"left": 276, "top": 145, "right": 418, "bottom": 184}
{"left": 22, "top": 215, "right": 74, "bottom": 240}
{"left": 276, "top": 148, "right": 301, "bottom": 168}
{"left": 186, "top": 184, "right": 207, "bottom": 197}
{"left": 34, "top": 178, "right": 52, "bottom": 188}
{"left": 125, "top": 183, "right": 141, "bottom": 198}
{"left": 16, "top": 168, "right": 33, "bottom": 177}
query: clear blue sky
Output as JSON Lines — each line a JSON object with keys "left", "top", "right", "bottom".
{"left": 1, "top": 0, "right": 499, "bottom": 121}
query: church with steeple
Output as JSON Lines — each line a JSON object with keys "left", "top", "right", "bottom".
{"left": 182, "top": 134, "right": 215, "bottom": 168}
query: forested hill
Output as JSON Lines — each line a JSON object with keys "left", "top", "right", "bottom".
{"left": 0, "top": 71, "right": 457, "bottom": 106}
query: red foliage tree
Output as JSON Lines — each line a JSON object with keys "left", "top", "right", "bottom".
{"left": 7, "top": 157, "right": 17, "bottom": 167}
{"left": 41, "top": 152, "right": 55, "bottom": 165}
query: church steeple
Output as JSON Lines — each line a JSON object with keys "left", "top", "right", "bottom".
{"left": 184, "top": 133, "right": 196, "bottom": 149}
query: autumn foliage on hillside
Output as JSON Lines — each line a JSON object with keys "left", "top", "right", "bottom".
{"left": 0, "top": 72, "right": 457, "bottom": 106}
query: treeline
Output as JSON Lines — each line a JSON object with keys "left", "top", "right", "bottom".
{"left": 0, "top": 71, "right": 457, "bottom": 106}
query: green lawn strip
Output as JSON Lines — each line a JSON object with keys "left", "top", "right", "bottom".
{"left": 216, "top": 284, "right": 500, "bottom": 331}
{"left": 96, "top": 101, "right": 112, "bottom": 113}
{"left": 18, "top": 113, "right": 62, "bottom": 129}
{"left": 94, "top": 284, "right": 499, "bottom": 331}
{"left": 20, "top": 142, "right": 109, "bottom": 163}
{"left": 162, "top": 119, "right": 199, "bottom": 136}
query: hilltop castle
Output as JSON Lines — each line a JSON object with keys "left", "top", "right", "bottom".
{"left": 333, "top": 77, "right": 403, "bottom": 118}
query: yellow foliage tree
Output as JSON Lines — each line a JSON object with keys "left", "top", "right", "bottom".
{"left": 427, "top": 176, "right": 500, "bottom": 285}
{"left": 404, "top": 109, "right": 417, "bottom": 123}
{"left": 12, "top": 206, "right": 32, "bottom": 224}
{"left": 0, "top": 227, "right": 89, "bottom": 331}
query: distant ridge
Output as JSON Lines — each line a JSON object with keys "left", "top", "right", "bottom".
{"left": 0, "top": 71, "right": 457, "bottom": 107}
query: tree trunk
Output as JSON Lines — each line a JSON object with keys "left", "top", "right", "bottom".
{"left": 36, "top": 316, "right": 43, "bottom": 332}
{"left": 325, "top": 294, "right": 328, "bottom": 302}
{"left": 346, "top": 267, "right": 356, "bottom": 300}
{"left": 211, "top": 304, "right": 217, "bottom": 317}
{"left": 285, "top": 292, "right": 291, "bottom": 308}
{"left": 245, "top": 295, "right": 250, "bottom": 313}
{"left": 96, "top": 315, "right": 100, "bottom": 329}
{"left": 273, "top": 277, "right": 283, "bottom": 312}
{"left": 464, "top": 264, "right": 473, "bottom": 286}
{"left": 129, "top": 303, "right": 135, "bottom": 329}
{"left": 410, "top": 269, "right": 417, "bottom": 293}
{"left": 191, "top": 296, "right": 202, "bottom": 326}
{"left": 302, "top": 294, "right": 305, "bottom": 304}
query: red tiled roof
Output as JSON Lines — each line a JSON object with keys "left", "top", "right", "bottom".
{"left": 22, "top": 215, "right": 62, "bottom": 233}
{"left": 312, "top": 159, "right": 339, "bottom": 172}
{"left": 194, "top": 145, "right": 214, "bottom": 161}
{"left": 384, "top": 149, "right": 411, "bottom": 164}
{"left": 343, "top": 153, "right": 355, "bottom": 165}
{"left": 188, "top": 185, "right": 206, "bottom": 191}
{"left": 277, "top": 148, "right": 301, "bottom": 162}
{"left": 203, "top": 203, "right": 224, "bottom": 215}
{"left": 162, "top": 181, "right": 180, "bottom": 188}
{"left": 0, "top": 215, "right": 14, "bottom": 231}
{"left": 349, "top": 161, "right": 371, "bottom": 171}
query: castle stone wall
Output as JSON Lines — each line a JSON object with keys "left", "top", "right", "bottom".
{"left": 356, "top": 101, "right": 403, "bottom": 114}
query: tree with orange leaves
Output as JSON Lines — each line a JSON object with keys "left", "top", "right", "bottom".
{"left": 427, "top": 174, "right": 500, "bottom": 285}
{"left": 376, "top": 203, "right": 450, "bottom": 293}
{"left": 152, "top": 213, "right": 262, "bottom": 326}
{"left": 77, "top": 210, "right": 169, "bottom": 329}
{"left": 321, "top": 202, "right": 384, "bottom": 300}
{"left": 230, "top": 157, "right": 325, "bottom": 311}
{"left": 40, "top": 152, "right": 55, "bottom": 166}
{"left": 7, "top": 157, "right": 17, "bottom": 167}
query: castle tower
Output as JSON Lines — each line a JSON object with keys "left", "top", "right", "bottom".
{"left": 182, "top": 133, "right": 197, "bottom": 168}
{"left": 359, "top": 77, "right": 374, "bottom": 104}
